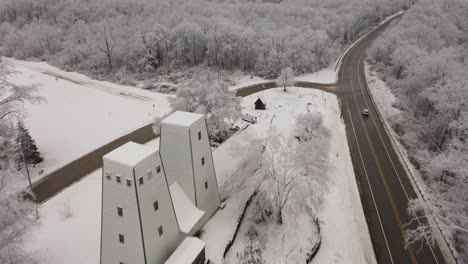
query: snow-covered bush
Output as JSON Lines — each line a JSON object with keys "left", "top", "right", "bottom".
{"left": 294, "top": 113, "right": 329, "bottom": 142}
{"left": 240, "top": 225, "right": 265, "bottom": 264}
{"left": 252, "top": 191, "right": 274, "bottom": 224}
{"left": 61, "top": 202, "right": 73, "bottom": 219}
{"left": 169, "top": 79, "right": 241, "bottom": 143}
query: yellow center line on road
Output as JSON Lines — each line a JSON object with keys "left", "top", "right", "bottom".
{"left": 346, "top": 103, "right": 395, "bottom": 264}
{"left": 347, "top": 46, "right": 418, "bottom": 264}
{"left": 355, "top": 46, "right": 440, "bottom": 263}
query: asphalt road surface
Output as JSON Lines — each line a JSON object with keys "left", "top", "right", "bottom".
{"left": 339, "top": 16, "right": 447, "bottom": 264}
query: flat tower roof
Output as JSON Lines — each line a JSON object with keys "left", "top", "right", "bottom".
{"left": 161, "top": 111, "right": 203, "bottom": 127}
{"left": 103, "top": 141, "right": 157, "bottom": 167}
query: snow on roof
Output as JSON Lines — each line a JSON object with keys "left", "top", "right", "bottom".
{"left": 169, "top": 183, "right": 204, "bottom": 234}
{"left": 164, "top": 237, "right": 205, "bottom": 264}
{"left": 103, "top": 142, "right": 157, "bottom": 167}
{"left": 255, "top": 97, "right": 265, "bottom": 103}
{"left": 161, "top": 111, "right": 203, "bottom": 127}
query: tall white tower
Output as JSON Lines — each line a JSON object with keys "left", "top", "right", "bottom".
{"left": 160, "top": 111, "right": 221, "bottom": 220}
{"left": 100, "top": 142, "right": 181, "bottom": 264}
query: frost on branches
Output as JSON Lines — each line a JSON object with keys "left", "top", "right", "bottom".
{"left": 0, "top": 61, "right": 41, "bottom": 264}
{"left": 0, "top": 137, "right": 38, "bottom": 264}
{"left": 259, "top": 115, "right": 331, "bottom": 225}
{"left": 169, "top": 79, "right": 241, "bottom": 143}
{"left": 366, "top": 0, "right": 468, "bottom": 259}
{"left": 276, "top": 67, "right": 295, "bottom": 92}
{"left": 0, "top": 0, "right": 408, "bottom": 81}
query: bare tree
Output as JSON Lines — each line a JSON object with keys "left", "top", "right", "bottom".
{"left": 405, "top": 179, "right": 468, "bottom": 251}
{"left": 0, "top": 64, "right": 40, "bottom": 263}
{"left": 91, "top": 18, "right": 122, "bottom": 72}
{"left": 261, "top": 132, "right": 299, "bottom": 224}
{"left": 276, "top": 67, "right": 294, "bottom": 92}
{"left": 240, "top": 225, "right": 265, "bottom": 264}
{"left": 0, "top": 63, "right": 43, "bottom": 127}
{"left": 0, "top": 136, "right": 38, "bottom": 264}
{"left": 261, "top": 115, "right": 331, "bottom": 224}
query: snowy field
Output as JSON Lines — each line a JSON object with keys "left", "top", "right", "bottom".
{"left": 2, "top": 58, "right": 172, "bottom": 188}
{"left": 26, "top": 88, "right": 375, "bottom": 264}
{"left": 294, "top": 65, "right": 337, "bottom": 84}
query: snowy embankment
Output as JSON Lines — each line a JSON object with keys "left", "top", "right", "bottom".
{"left": 2, "top": 58, "right": 172, "bottom": 189}
{"left": 364, "top": 64, "right": 457, "bottom": 262}
{"left": 26, "top": 88, "right": 375, "bottom": 264}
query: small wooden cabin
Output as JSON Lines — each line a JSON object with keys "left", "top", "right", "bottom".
{"left": 254, "top": 98, "right": 266, "bottom": 110}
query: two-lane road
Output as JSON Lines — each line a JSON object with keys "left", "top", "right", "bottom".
{"left": 340, "top": 15, "right": 446, "bottom": 264}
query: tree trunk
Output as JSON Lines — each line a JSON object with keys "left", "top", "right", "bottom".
{"left": 107, "top": 54, "right": 113, "bottom": 72}
{"left": 277, "top": 209, "right": 283, "bottom": 224}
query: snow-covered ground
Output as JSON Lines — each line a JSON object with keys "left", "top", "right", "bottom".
{"left": 294, "top": 65, "right": 337, "bottom": 84}
{"left": 2, "top": 58, "right": 173, "bottom": 188}
{"left": 26, "top": 87, "right": 374, "bottom": 264}
{"left": 201, "top": 88, "right": 375, "bottom": 263}
{"left": 228, "top": 65, "right": 338, "bottom": 93}
{"left": 228, "top": 75, "right": 271, "bottom": 91}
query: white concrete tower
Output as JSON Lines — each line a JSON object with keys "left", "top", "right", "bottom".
{"left": 100, "top": 142, "right": 181, "bottom": 264}
{"left": 160, "top": 111, "right": 221, "bottom": 220}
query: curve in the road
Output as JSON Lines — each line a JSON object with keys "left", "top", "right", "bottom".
{"left": 339, "top": 14, "right": 447, "bottom": 264}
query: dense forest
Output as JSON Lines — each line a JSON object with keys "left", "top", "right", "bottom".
{"left": 367, "top": 0, "right": 468, "bottom": 261}
{"left": 0, "top": 0, "right": 408, "bottom": 83}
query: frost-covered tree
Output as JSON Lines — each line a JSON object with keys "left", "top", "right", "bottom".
{"left": 293, "top": 113, "right": 331, "bottom": 212}
{"left": 0, "top": 62, "right": 43, "bottom": 130}
{"left": 0, "top": 136, "right": 38, "bottom": 264}
{"left": 0, "top": 0, "right": 406, "bottom": 80}
{"left": 261, "top": 132, "right": 297, "bottom": 224}
{"left": 169, "top": 78, "right": 241, "bottom": 142}
{"left": 89, "top": 17, "right": 124, "bottom": 72}
{"left": 240, "top": 225, "right": 264, "bottom": 264}
{"left": 367, "top": 0, "right": 468, "bottom": 259}
{"left": 16, "top": 121, "right": 43, "bottom": 166}
{"left": 276, "top": 67, "right": 294, "bottom": 92}
{"left": 294, "top": 113, "right": 329, "bottom": 142}
{"left": 261, "top": 115, "right": 331, "bottom": 224}
{"left": 0, "top": 60, "right": 40, "bottom": 264}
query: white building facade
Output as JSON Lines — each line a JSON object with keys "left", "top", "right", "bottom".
{"left": 160, "top": 111, "right": 221, "bottom": 220}
{"left": 100, "top": 142, "right": 181, "bottom": 264}
{"left": 100, "top": 111, "right": 220, "bottom": 264}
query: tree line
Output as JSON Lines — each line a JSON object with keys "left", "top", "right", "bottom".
{"left": 0, "top": 0, "right": 408, "bottom": 81}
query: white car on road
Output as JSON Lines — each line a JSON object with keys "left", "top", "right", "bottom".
{"left": 362, "top": 108, "right": 369, "bottom": 116}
